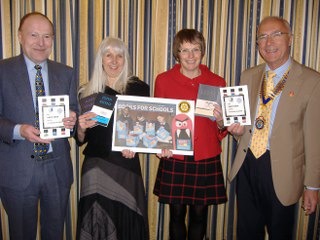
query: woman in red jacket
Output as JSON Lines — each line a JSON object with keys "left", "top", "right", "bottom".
{"left": 153, "top": 29, "right": 228, "bottom": 240}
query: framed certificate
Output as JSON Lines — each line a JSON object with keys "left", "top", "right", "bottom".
{"left": 220, "top": 85, "right": 251, "bottom": 126}
{"left": 38, "top": 95, "right": 70, "bottom": 139}
{"left": 112, "top": 95, "right": 195, "bottom": 155}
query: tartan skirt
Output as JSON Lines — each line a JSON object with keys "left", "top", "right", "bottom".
{"left": 153, "top": 155, "right": 227, "bottom": 205}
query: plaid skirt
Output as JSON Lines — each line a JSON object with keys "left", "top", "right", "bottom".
{"left": 153, "top": 155, "right": 227, "bottom": 205}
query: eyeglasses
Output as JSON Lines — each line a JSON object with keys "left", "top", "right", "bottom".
{"left": 178, "top": 48, "right": 201, "bottom": 55}
{"left": 257, "top": 31, "right": 290, "bottom": 43}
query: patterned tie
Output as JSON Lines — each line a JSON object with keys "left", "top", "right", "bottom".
{"left": 34, "top": 65, "right": 49, "bottom": 156}
{"left": 250, "top": 70, "right": 276, "bottom": 158}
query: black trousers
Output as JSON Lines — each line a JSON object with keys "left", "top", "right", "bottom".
{"left": 236, "top": 149, "right": 296, "bottom": 240}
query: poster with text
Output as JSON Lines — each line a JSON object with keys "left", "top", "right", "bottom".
{"left": 112, "top": 95, "right": 195, "bottom": 155}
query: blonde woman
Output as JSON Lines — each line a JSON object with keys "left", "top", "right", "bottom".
{"left": 76, "top": 37, "right": 149, "bottom": 240}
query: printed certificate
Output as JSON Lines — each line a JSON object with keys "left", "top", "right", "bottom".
{"left": 220, "top": 85, "right": 251, "bottom": 126}
{"left": 38, "top": 95, "right": 70, "bottom": 139}
{"left": 112, "top": 95, "right": 195, "bottom": 155}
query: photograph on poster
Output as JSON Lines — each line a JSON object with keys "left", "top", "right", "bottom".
{"left": 112, "top": 95, "right": 194, "bottom": 155}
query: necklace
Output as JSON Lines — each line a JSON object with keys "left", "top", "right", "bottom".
{"left": 260, "top": 68, "right": 290, "bottom": 104}
{"left": 254, "top": 68, "right": 290, "bottom": 130}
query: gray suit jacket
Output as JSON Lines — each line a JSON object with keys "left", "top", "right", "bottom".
{"left": 0, "top": 54, "right": 78, "bottom": 190}
{"left": 228, "top": 60, "right": 320, "bottom": 206}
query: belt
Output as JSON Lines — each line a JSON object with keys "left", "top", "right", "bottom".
{"left": 31, "top": 152, "right": 54, "bottom": 161}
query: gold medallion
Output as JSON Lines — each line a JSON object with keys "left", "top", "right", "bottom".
{"left": 179, "top": 101, "right": 190, "bottom": 113}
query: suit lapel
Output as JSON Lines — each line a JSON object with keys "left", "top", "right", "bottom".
{"left": 47, "top": 61, "right": 59, "bottom": 95}
{"left": 13, "top": 55, "right": 35, "bottom": 115}
{"left": 272, "top": 61, "right": 303, "bottom": 131}
{"left": 249, "top": 66, "right": 265, "bottom": 124}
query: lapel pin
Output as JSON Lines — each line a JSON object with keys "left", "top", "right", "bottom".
{"left": 289, "top": 91, "right": 295, "bottom": 97}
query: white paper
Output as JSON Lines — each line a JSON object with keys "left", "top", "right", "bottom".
{"left": 220, "top": 85, "right": 251, "bottom": 126}
{"left": 38, "top": 95, "right": 70, "bottom": 139}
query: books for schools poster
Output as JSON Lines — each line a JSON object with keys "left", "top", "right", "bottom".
{"left": 112, "top": 95, "right": 195, "bottom": 155}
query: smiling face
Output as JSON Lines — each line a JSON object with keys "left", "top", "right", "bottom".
{"left": 257, "top": 17, "right": 292, "bottom": 70}
{"left": 102, "top": 48, "right": 125, "bottom": 78}
{"left": 179, "top": 41, "right": 202, "bottom": 78}
{"left": 18, "top": 14, "right": 54, "bottom": 64}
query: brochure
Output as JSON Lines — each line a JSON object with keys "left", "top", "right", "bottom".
{"left": 91, "top": 93, "right": 117, "bottom": 127}
{"left": 79, "top": 92, "right": 117, "bottom": 127}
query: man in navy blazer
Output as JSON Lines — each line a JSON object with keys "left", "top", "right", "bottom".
{"left": 0, "top": 12, "right": 78, "bottom": 239}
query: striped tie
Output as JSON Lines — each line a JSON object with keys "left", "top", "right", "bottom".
{"left": 34, "top": 65, "right": 49, "bottom": 156}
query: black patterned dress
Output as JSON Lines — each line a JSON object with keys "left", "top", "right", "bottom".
{"left": 76, "top": 78, "right": 150, "bottom": 240}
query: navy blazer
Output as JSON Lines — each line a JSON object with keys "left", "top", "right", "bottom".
{"left": 0, "top": 54, "right": 78, "bottom": 190}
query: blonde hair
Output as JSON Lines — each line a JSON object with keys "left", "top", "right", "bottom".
{"left": 79, "top": 37, "right": 133, "bottom": 98}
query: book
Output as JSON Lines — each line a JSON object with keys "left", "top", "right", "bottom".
{"left": 195, "top": 84, "right": 221, "bottom": 120}
{"left": 79, "top": 92, "right": 118, "bottom": 127}
{"left": 79, "top": 93, "right": 99, "bottom": 114}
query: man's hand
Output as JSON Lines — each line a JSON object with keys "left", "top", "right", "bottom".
{"left": 20, "top": 124, "right": 52, "bottom": 143}
{"left": 302, "top": 189, "right": 319, "bottom": 215}
{"left": 63, "top": 110, "right": 77, "bottom": 129}
{"left": 227, "top": 123, "right": 245, "bottom": 137}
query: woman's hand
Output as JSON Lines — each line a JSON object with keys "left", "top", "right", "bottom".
{"left": 156, "top": 148, "right": 173, "bottom": 158}
{"left": 213, "top": 104, "right": 225, "bottom": 129}
{"left": 78, "top": 112, "right": 97, "bottom": 132}
{"left": 122, "top": 149, "right": 136, "bottom": 158}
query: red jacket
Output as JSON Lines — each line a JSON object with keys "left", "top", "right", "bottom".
{"left": 154, "top": 64, "right": 227, "bottom": 161}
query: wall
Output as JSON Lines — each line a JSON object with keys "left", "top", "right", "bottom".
{"left": 0, "top": 0, "right": 319, "bottom": 239}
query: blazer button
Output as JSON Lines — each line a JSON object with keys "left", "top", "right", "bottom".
{"left": 243, "top": 149, "right": 247, "bottom": 152}
{"left": 31, "top": 155, "right": 35, "bottom": 159}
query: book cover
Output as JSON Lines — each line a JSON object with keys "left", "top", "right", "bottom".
{"left": 195, "top": 84, "right": 221, "bottom": 119}
{"left": 91, "top": 92, "right": 118, "bottom": 127}
{"left": 79, "top": 93, "right": 98, "bottom": 114}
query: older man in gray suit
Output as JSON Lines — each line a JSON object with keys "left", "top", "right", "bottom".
{"left": 0, "top": 12, "right": 77, "bottom": 239}
{"left": 228, "top": 16, "right": 320, "bottom": 239}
